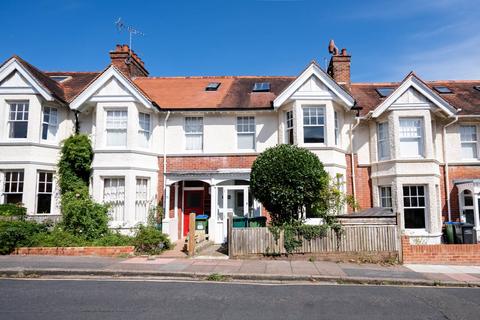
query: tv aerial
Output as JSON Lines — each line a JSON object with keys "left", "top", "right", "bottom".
{"left": 114, "top": 18, "right": 145, "bottom": 62}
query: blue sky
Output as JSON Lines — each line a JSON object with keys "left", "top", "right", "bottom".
{"left": 1, "top": 0, "right": 478, "bottom": 82}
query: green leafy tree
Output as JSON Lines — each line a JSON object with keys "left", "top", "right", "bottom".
{"left": 250, "top": 144, "right": 329, "bottom": 225}
{"left": 58, "top": 134, "right": 109, "bottom": 239}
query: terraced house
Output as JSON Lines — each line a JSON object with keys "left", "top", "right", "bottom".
{"left": 1, "top": 43, "right": 480, "bottom": 245}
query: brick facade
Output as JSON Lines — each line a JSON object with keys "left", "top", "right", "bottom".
{"left": 14, "top": 246, "right": 134, "bottom": 257}
{"left": 402, "top": 236, "right": 480, "bottom": 265}
{"left": 345, "top": 154, "right": 372, "bottom": 211}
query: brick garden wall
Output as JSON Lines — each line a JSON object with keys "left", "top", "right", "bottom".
{"left": 14, "top": 246, "right": 134, "bottom": 257}
{"left": 402, "top": 236, "right": 480, "bottom": 265}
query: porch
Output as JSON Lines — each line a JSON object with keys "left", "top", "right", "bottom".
{"left": 455, "top": 179, "right": 480, "bottom": 242}
{"left": 161, "top": 170, "right": 263, "bottom": 244}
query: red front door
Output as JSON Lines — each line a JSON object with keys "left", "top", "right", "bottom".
{"left": 184, "top": 190, "right": 204, "bottom": 237}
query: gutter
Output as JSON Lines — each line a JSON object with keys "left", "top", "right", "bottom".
{"left": 443, "top": 111, "right": 460, "bottom": 222}
{"left": 349, "top": 113, "right": 361, "bottom": 212}
{"left": 162, "top": 111, "right": 171, "bottom": 213}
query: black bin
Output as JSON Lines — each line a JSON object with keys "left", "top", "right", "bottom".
{"left": 453, "top": 223, "right": 464, "bottom": 244}
{"left": 462, "top": 223, "right": 475, "bottom": 244}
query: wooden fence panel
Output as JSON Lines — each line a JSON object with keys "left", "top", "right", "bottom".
{"left": 230, "top": 225, "right": 399, "bottom": 258}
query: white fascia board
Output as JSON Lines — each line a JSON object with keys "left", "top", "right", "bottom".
{"left": 371, "top": 76, "right": 457, "bottom": 118}
{"left": 273, "top": 63, "right": 355, "bottom": 109}
{"left": 0, "top": 58, "right": 54, "bottom": 101}
{"left": 70, "top": 66, "right": 154, "bottom": 111}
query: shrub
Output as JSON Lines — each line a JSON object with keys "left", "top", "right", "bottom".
{"left": 92, "top": 233, "right": 135, "bottom": 247}
{"left": 60, "top": 189, "right": 109, "bottom": 240}
{"left": 26, "top": 228, "right": 88, "bottom": 247}
{"left": 250, "top": 144, "right": 329, "bottom": 225}
{"left": 0, "top": 204, "right": 27, "bottom": 220}
{"left": 0, "top": 221, "right": 48, "bottom": 254}
{"left": 133, "top": 225, "right": 171, "bottom": 255}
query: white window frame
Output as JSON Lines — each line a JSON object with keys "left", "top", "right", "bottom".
{"left": 103, "top": 177, "right": 126, "bottom": 222}
{"left": 402, "top": 185, "right": 427, "bottom": 229}
{"left": 8, "top": 101, "right": 29, "bottom": 139}
{"left": 236, "top": 116, "right": 256, "bottom": 150}
{"left": 377, "top": 122, "right": 390, "bottom": 160}
{"left": 2, "top": 170, "right": 24, "bottom": 204}
{"left": 105, "top": 109, "right": 128, "bottom": 147}
{"left": 42, "top": 107, "right": 58, "bottom": 141}
{"left": 184, "top": 117, "right": 203, "bottom": 151}
{"left": 285, "top": 110, "right": 294, "bottom": 144}
{"left": 303, "top": 106, "right": 325, "bottom": 144}
{"left": 460, "top": 125, "right": 478, "bottom": 159}
{"left": 36, "top": 171, "right": 54, "bottom": 214}
{"left": 138, "top": 112, "right": 151, "bottom": 148}
{"left": 135, "top": 177, "right": 149, "bottom": 222}
{"left": 399, "top": 117, "right": 424, "bottom": 158}
{"left": 379, "top": 186, "right": 392, "bottom": 210}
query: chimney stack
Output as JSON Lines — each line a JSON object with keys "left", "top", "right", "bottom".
{"left": 327, "top": 40, "right": 351, "bottom": 90}
{"left": 109, "top": 44, "right": 149, "bottom": 78}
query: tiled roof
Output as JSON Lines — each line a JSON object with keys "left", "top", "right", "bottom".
{"left": 133, "top": 76, "right": 294, "bottom": 110}
{"left": 44, "top": 72, "right": 101, "bottom": 102}
{"left": 352, "top": 80, "right": 480, "bottom": 116}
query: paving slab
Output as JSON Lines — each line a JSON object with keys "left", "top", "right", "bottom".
{"left": 313, "top": 261, "right": 347, "bottom": 277}
{"left": 238, "top": 261, "right": 267, "bottom": 274}
{"left": 342, "top": 268, "right": 427, "bottom": 280}
{"left": 265, "top": 260, "right": 292, "bottom": 275}
{"left": 290, "top": 261, "right": 319, "bottom": 275}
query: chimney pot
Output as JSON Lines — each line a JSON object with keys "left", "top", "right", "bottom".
{"left": 327, "top": 45, "right": 351, "bottom": 90}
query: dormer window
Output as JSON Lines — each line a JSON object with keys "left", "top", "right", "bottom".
{"left": 252, "top": 82, "right": 270, "bottom": 92}
{"left": 433, "top": 86, "right": 452, "bottom": 94}
{"left": 474, "top": 85, "right": 480, "bottom": 92}
{"left": 376, "top": 88, "right": 394, "bottom": 98}
{"left": 49, "top": 76, "right": 71, "bottom": 83}
{"left": 205, "top": 82, "right": 220, "bottom": 91}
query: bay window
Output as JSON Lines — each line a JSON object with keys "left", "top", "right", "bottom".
{"left": 106, "top": 110, "right": 128, "bottom": 147}
{"left": 103, "top": 177, "right": 125, "bottom": 221}
{"left": 37, "top": 171, "right": 53, "bottom": 213}
{"left": 2, "top": 171, "right": 24, "bottom": 204}
{"left": 303, "top": 106, "right": 325, "bottom": 143}
{"left": 399, "top": 118, "right": 423, "bottom": 158}
{"left": 377, "top": 122, "right": 390, "bottom": 160}
{"left": 185, "top": 117, "right": 203, "bottom": 150}
{"left": 138, "top": 112, "right": 151, "bottom": 148}
{"left": 42, "top": 107, "right": 58, "bottom": 141}
{"left": 286, "top": 110, "right": 294, "bottom": 144}
{"left": 237, "top": 116, "right": 255, "bottom": 150}
{"left": 379, "top": 186, "right": 392, "bottom": 210}
{"left": 460, "top": 125, "right": 477, "bottom": 159}
{"left": 334, "top": 111, "right": 339, "bottom": 145}
{"left": 403, "top": 185, "right": 426, "bottom": 229}
{"left": 8, "top": 102, "right": 29, "bottom": 139}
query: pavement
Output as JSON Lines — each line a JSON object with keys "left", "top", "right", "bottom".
{"left": 2, "top": 279, "right": 480, "bottom": 319}
{"left": 1, "top": 255, "right": 480, "bottom": 287}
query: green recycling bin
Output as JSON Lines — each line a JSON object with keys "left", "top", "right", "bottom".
{"left": 195, "top": 215, "right": 209, "bottom": 232}
{"left": 233, "top": 216, "right": 248, "bottom": 228}
{"left": 248, "top": 216, "right": 267, "bottom": 228}
{"left": 445, "top": 222, "right": 455, "bottom": 244}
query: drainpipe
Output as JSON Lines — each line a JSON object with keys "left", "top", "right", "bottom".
{"left": 73, "top": 110, "right": 80, "bottom": 134}
{"left": 443, "top": 111, "right": 460, "bottom": 222}
{"left": 162, "top": 111, "right": 171, "bottom": 211}
{"left": 349, "top": 116, "right": 361, "bottom": 212}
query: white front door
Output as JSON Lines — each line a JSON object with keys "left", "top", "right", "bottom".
{"left": 215, "top": 186, "right": 249, "bottom": 244}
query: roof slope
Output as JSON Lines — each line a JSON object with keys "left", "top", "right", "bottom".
{"left": 133, "top": 76, "right": 294, "bottom": 109}
{"left": 44, "top": 72, "right": 101, "bottom": 102}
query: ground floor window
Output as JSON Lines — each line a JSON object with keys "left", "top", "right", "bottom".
{"left": 103, "top": 177, "right": 125, "bottom": 221}
{"left": 37, "top": 171, "right": 53, "bottom": 213}
{"left": 135, "top": 178, "right": 149, "bottom": 221}
{"left": 379, "top": 186, "right": 392, "bottom": 210}
{"left": 2, "top": 171, "right": 24, "bottom": 204}
{"left": 403, "top": 185, "right": 426, "bottom": 229}
{"left": 461, "top": 190, "right": 475, "bottom": 224}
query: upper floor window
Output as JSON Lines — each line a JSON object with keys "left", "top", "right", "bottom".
{"left": 460, "top": 125, "right": 478, "bottom": 159}
{"left": 377, "top": 122, "right": 390, "bottom": 160}
{"left": 237, "top": 116, "right": 255, "bottom": 150}
{"left": 399, "top": 118, "right": 423, "bottom": 158}
{"left": 2, "top": 171, "right": 24, "bottom": 204}
{"left": 286, "top": 110, "right": 294, "bottom": 144}
{"left": 303, "top": 106, "right": 325, "bottom": 143}
{"left": 379, "top": 186, "right": 392, "bottom": 210}
{"left": 185, "top": 117, "right": 203, "bottom": 150}
{"left": 8, "top": 102, "right": 29, "bottom": 139}
{"left": 334, "top": 111, "right": 339, "bottom": 145}
{"left": 106, "top": 110, "right": 127, "bottom": 147}
{"left": 42, "top": 107, "right": 58, "bottom": 141}
{"left": 138, "top": 112, "right": 151, "bottom": 148}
